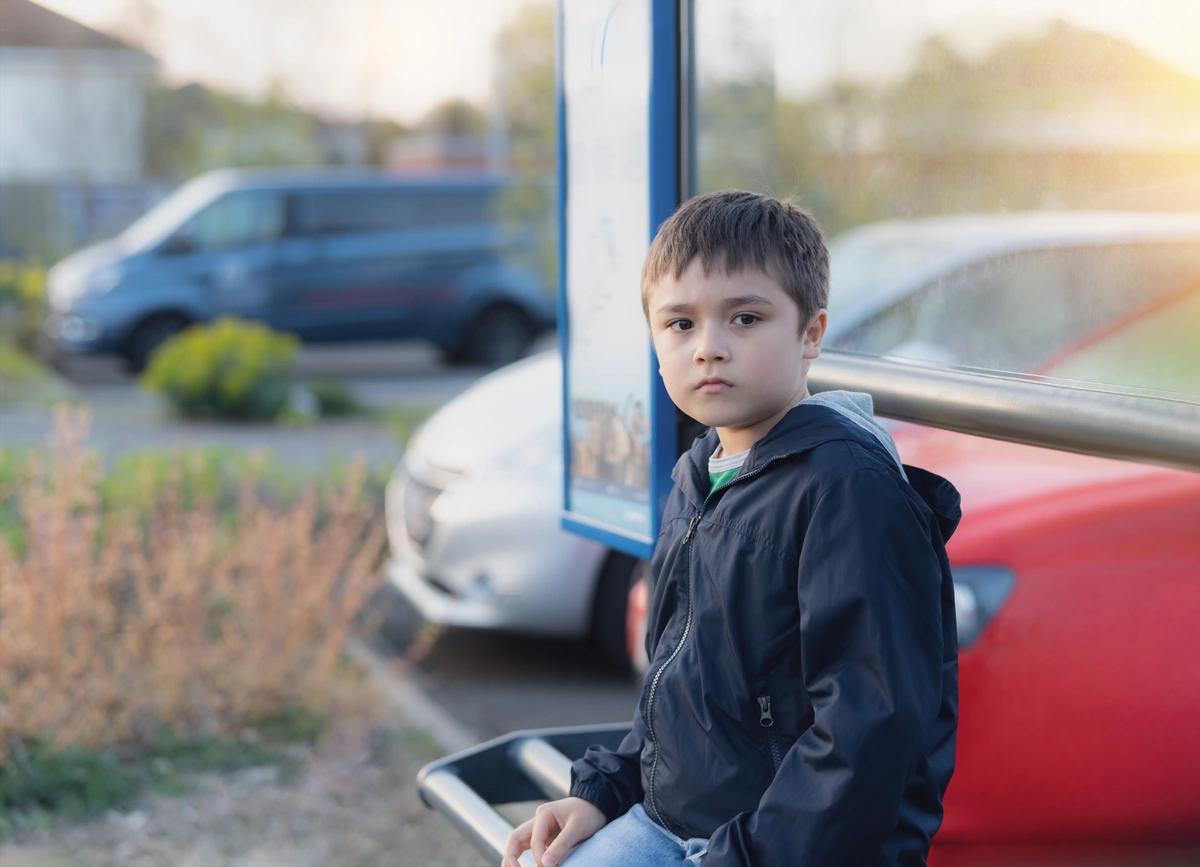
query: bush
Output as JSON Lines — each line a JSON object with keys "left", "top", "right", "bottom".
{"left": 0, "top": 260, "right": 47, "bottom": 349}
{"left": 0, "top": 405, "right": 386, "bottom": 763}
{"left": 141, "top": 317, "right": 298, "bottom": 421}
{"left": 306, "top": 378, "right": 366, "bottom": 418}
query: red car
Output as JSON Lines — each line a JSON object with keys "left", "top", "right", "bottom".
{"left": 626, "top": 234, "right": 1200, "bottom": 845}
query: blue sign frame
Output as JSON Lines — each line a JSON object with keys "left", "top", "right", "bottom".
{"left": 558, "top": 0, "right": 682, "bottom": 559}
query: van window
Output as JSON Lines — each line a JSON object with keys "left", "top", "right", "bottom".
{"left": 293, "top": 187, "right": 497, "bottom": 235}
{"left": 411, "top": 188, "right": 495, "bottom": 227}
{"left": 294, "top": 189, "right": 418, "bottom": 235}
{"left": 188, "top": 191, "right": 285, "bottom": 250}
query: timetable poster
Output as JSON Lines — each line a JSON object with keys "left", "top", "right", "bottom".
{"left": 562, "top": 0, "right": 654, "bottom": 543}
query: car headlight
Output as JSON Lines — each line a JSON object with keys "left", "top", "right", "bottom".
{"left": 57, "top": 314, "right": 102, "bottom": 343}
{"left": 952, "top": 565, "right": 1015, "bottom": 649}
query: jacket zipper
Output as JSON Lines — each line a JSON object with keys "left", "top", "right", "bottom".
{"left": 644, "top": 497, "right": 707, "bottom": 833}
{"left": 643, "top": 455, "right": 791, "bottom": 834}
{"left": 758, "top": 694, "right": 783, "bottom": 772}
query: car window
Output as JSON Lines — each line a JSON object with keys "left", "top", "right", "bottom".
{"left": 121, "top": 177, "right": 219, "bottom": 252}
{"left": 294, "top": 189, "right": 419, "bottom": 235}
{"left": 839, "top": 243, "right": 1200, "bottom": 375}
{"left": 1041, "top": 286, "right": 1200, "bottom": 398}
{"left": 188, "top": 191, "right": 284, "bottom": 250}
{"left": 410, "top": 188, "right": 496, "bottom": 227}
{"left": 826, "top": 233, "right": 959, "bottom": 319}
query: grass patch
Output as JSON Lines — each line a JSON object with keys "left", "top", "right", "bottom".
{"left": 0, "top": 341, "right": 76, "bottom": 407}
{"left": 0, "top": 726, "right": 309, "bottom": 840}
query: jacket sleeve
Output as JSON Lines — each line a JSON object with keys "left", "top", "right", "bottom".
{"left": 568, "top": 708, "right": 646, "bottom": 822}
{"left": 702, "top": 468, "right": 947, "bottom": 867}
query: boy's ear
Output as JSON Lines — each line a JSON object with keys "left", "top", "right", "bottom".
{"left": 801, "top": 308, "right": 828, "bottom": 360}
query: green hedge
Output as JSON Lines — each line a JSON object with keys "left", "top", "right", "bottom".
{"left": 141, "top": 317, "right": 298, "bottom": 420}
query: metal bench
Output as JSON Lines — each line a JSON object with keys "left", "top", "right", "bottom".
{"left": 417, "top": 723, "right": 630, "bottom": 863}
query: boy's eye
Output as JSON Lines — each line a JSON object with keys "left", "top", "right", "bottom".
{"left": 667, "top": 319, "right": 693, "bottom": 332}
{"left": 732, "top": 313, "right": 760, "bottom": 326}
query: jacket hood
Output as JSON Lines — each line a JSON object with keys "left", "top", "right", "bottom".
{"left": 801, "top": 390, "right": 906, "bottom": 478}
{"left": 672, "top": 390, "right": 962, "bottom": 541}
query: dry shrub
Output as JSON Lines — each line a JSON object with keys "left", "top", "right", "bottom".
{"left": 0, "top": 405, "right": 386, "bottom": 757}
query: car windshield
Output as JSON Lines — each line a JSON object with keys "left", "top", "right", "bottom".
{"left": 1038, "top": 288, "right": 1200, "bottom": 400}
{"left": 118, "top": 177, "right": 221, "bottom": 252}
{"left": 827, "top": 230, "right": 956, "bottom": 317}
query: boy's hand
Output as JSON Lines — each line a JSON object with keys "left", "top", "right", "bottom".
{"left": 501, "top": 796, "right": 606, "bottom": 867}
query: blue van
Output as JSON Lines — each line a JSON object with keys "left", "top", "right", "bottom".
{"left": 44, "top": 169, "right": 556, "bottom": 371}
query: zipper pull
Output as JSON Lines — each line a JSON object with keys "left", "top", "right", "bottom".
{"left": 682, "top": 513, "right": 701, "bottom": 545}
{"left": 757, "top": 695, "right": 774, "bottom": 727}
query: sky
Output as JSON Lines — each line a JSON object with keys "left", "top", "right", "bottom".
{"left": 37, "top": 0, "right": 1200, "bottom": 122}
{"left": 715, "top": 0, "right": 1200, "bottom": 96}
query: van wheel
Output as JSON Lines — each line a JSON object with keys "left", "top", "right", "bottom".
{"left": 124, "top": 315, "right": 190, "bottom": 374}
{"left": 589, "top": 550, "right": 639, "bottom": 670}
{"left": 454, "top": 303, "right": 534, "bottom": 367}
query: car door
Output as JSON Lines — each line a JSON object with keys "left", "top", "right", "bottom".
{"left": 398, "top": 184, "right": 503, "bottom": 343}
{"left": 174, "top": 188, "right": 288, "bottom": 328}
{"left": 276, "top": 187, "right": 424, "bottom": 340}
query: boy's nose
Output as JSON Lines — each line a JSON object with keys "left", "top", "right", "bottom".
{"left": 693, "top": 326, "right": 729, "bottom": 363}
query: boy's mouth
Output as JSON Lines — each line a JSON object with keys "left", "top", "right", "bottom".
{"left": 696, "top": 377, "right": 732, "bottom": 392}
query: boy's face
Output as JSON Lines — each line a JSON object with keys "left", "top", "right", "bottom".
{"left": 647, "top": 260, "right": 827, "bottom": 456}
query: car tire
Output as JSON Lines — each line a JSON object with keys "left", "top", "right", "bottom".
{"left": 359, "top": 583, "right": 424, "bottom": 653}
{"left": 589, "top": 549, "right": 640, "bottom": 670}
{"left": 449, "top": 303, "right": 535, "bottom": 367}
{"left": 124, "top": 314, "right": 190, "bottom": 374}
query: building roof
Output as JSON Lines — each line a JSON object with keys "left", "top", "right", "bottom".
{"left": 0, "top": 0, "right": 144, "bottom": 52}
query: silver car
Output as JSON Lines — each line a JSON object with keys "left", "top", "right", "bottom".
{"left": 385, "top": 352, "right": 639, "bottom": 665}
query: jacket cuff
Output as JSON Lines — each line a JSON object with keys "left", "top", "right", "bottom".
{"left": 568, "top": 776, "right": 625, "bottom": 824}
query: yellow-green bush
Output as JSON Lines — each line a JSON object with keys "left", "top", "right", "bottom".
{"left": 142, "top": 317, "right": 298, "bottom": 421}
{"left": 0, "top": 259, "right": 47, "bottom": 348}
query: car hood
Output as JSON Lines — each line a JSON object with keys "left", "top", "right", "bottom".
{"left": 407, "top": 350, "right": 560, "bottom": 475}
{"left": 46, "top": 240, "right": 126, "bottom": 308}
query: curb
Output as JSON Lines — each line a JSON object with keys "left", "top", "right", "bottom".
{"left": 348, "top": 637, "right": 480, "bottom": 755}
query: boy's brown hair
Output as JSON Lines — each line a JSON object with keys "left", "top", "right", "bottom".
{"left": 641, "top": 190, "right": 830, "bottom": 329}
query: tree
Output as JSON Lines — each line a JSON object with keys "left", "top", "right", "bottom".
{"left": 418, "top": 98, "right": 488, "bottom": 138}
{"left": 492, "top": 2, "right": 555, "bottom": 170}
{"left": 491, "top": 3, "right": 556, "bottom": 290}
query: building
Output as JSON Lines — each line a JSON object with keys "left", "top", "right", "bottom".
{"left": 0, "top": 0, "right": 155, "bottom": 184}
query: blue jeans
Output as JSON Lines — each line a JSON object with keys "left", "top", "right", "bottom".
{"left": 555, "top": 804, "right": 709, "bottom": 866}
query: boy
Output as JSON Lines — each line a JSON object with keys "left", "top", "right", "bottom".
{"left": 503, "top": 191, "right": 961, "bottom": 867}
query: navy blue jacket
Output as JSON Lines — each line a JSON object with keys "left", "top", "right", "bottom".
{"left": 570, "top": 402, "right": 962, "bottom": 866}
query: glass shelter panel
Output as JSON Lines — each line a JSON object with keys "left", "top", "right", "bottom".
{"left": 693, "top": 0, "right": 1200, "bottom": 405}
{"left": 561, "top": 0, "right": 655, "bottom": 543}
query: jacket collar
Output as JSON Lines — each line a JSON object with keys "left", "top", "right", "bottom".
{"left": 671, "top": 402, "right": 869, "bottom": 507}
{"left": 668, "top": 402, "right": 963, "bottom": 542}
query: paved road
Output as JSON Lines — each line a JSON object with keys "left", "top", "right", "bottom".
{"left": 401, "top": 626, "right": 641, "bottom": 740}
{"left": 1, "top": 341, "right": 553, "bottom": 471}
